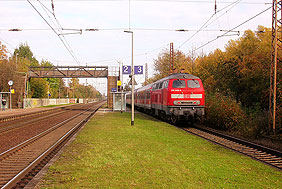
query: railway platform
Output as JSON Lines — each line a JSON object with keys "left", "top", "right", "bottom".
{"left": 0, "top": 104, "right": 75, "bottom": 120}
{"left": 0, "top": 108, "right": 49, "bottom": 119}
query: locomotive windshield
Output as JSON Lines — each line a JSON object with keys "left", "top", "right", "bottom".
{"left": 187, "top": 80, "right": 200, "bottom": 88}
{"left": 172, "top": 80, "right": 186, "bottom": 88}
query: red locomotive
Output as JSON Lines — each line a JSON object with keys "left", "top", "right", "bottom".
{"left": 126, "top": 73, "right": 205, "bottom": 124}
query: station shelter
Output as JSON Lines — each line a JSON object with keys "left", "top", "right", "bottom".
{"left": 0, "top": 92, "right": 10, "bottom": 110}
{"left": 112, "top": 92, "right": 126, "bottom": 111}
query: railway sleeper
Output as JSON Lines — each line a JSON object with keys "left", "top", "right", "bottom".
{"left": 271, "top": 162, "right": 282, "bottom": 165}
{"left": 260, "top": 157, "right": 278, "bottom": 161}
{"left": 0, "top": 174, "right": 17, "bottom": 178}
{"left": 265, "top": 160, "right": 282, "bottom": 163}
{"left": 253, "top": 154, "right": 272, "bottom": 158}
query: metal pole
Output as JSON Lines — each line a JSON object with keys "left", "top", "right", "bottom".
{"left": 273, "top": 0, "right": 278, "bottom": 134}
{"left": 48, "top": 84, "right": 50, "bottom": 100}
{"left": 10, "top": 86, "right": 12, "bottom": 110}
{"left": 24, "top": 74, "right": 27, "bottom": 108}
{"left": 15, "top": 53, "right": 18, "bottom": 70}
{"left": 131, "top": 32, "right": 134, "bottom": 126}
{"left": 120, "top": 62, "right": 123, "bottom": 113}
{"left": 0, "top": 93, "right": 2, "bottom": 110}
{"left": 124, "top": 30, "right": 134, "bottom": 125}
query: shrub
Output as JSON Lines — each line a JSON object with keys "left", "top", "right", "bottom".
{"left": 204, "top": 92, "right": 246, "bottom": 131}
{"left": 240, "top": 110, "right": 269, "bottom": 139}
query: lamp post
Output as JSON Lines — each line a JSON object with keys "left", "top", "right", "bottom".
{"left": 124, "top": 30, "right": 134, "bottom": 126}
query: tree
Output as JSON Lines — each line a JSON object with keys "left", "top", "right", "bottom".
{"left": 29, "top": 78, "right": 48, "bottom": 98}
{"left": 40, "top": 60, "right": 66, "bottom": 98}
{"left": 13, "top": 43, "right": 50, "bottom": 98}
{"left": 14, "top": 42, "right": 39, "bottom": 67}
{"left": 0, "top": 43, "right": 16, "bottom": 92}
{"left": 193, "top": 26, "right": 272, "bottom": 110}
{"left": 149, "top": 49, "right": 192, "bottom": 85}
{"left": 0, "top": 42, "right": 8, "bottom": 60}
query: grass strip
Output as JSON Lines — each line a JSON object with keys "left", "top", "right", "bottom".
{"left": 40, "top": 103, "right": 75, "bottom": 108}
{"left": 39, "top": 112, "right": 282, "bottom": 188}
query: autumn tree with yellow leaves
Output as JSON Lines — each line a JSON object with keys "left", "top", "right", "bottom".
{"left": 151, "top": 26, "right": 280, "bottom": 138}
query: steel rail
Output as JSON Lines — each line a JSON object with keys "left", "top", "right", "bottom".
{"left": 0, "top": 104, "right": 88, "bottom": 134}
{"left": 0, "top": 105, "right": 87, "bottom": 160}
{"left": 0, "top": 103, "right": 80, "bottom": 123}
{"left": 195, "top": 126, "right": 282, "bottom": 157}
{"left": 0, "top": 102, "right": 104, "bottom": 188}
{"left": 182, "top": 126, "right": 282, "bottom": 170}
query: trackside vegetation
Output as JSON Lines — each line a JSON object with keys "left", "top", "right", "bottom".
{"left": 149, "top": 25, "right": 281, "bottom": 141}
{"left": 0, "top": 42, "right": 102, "bottom": 100}
{"left": 39, "top": 112, "right": 282, "bottom": 188}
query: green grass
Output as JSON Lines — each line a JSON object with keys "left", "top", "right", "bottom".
{"left": 40, "top": 103, "right": 75, "bottom": 108}
{"left": 39, "top": 112, "right": 282, "bottom": 188}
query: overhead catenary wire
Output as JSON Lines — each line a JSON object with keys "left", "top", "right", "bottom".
{"left": 193, "top": 5, "right": 272, "bottom": 52}
{"left": 1, "top": 0, "right": 271, "bottom": 67}
{"left": 203, "top": 0, "right": 241, "bottom": 29}
{"left": 27, "top": 0, "right": 81, "bottom": 66}
{"left": 37, "top": 0, "right": 81, "bottom": 61}
{"left": 42, "top": 1, "right": 82, "bottom": 60}
{"left": 10, "top": 0, "right": 269, "bottom": 4}
{"left": 1, "top": 28, "right": 248, "bottom": 32}
{"left": 38, "top": 0, "right": 62, "bottom": 33}
{"left": 177, "top": 0, "right": 241, "bottom": 49}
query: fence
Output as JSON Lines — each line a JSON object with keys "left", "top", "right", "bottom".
{"left": 23, "top": 98, "right": 96, "bottom": 108}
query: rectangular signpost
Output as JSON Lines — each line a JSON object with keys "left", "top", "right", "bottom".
{"left": 123, "top": 65, "right": 143, "bottom": 75}
{"left": 122, "top": 65, "right": 131, "bottom": 74}
{"left": 134, "top": 66, "right": 143, "bottom": 74}
{"left": 122, "top": 64, "right": 143, "bottom": 126}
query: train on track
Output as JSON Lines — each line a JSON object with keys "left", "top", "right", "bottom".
{"left": 126, "top": 73, "right": 205, "bottom": 124}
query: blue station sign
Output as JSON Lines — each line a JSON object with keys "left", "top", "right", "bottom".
{"left": 134, "top": 66, "right": 143, "bottom": 74}
{"left": 111, "top": 88, "right": 117, "bottom": 92}
{"left": 123, "top": 65, "right": 143, "bottom": 75}
{"left": 122, "top": 65, "right": 131, "bottom": 74}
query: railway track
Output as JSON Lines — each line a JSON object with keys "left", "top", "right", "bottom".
{"left": 182, "top": 126, "right": 282, "bottom": 170}
{"left": 0, "top": 103, "right": 90, "bottom": 135}
{"left": 0, "top": 101, "right": 105, "bottom": 188}
{"left": 0, "top": 105, "right": 66, "bottom": 123}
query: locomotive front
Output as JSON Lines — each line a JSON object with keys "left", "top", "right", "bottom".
{"left": 167, "top": 74, "right": 205, "bottom": 123}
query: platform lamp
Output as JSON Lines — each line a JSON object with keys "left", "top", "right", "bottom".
{"left": 124, "top": 30, "right": 134, "bottom": 126}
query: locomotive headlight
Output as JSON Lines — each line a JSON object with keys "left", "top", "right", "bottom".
{"left": 193, "top": 101, "right": 200, "bottom": 105}
{"left": 173, "top": 101, "right": 182, "bottom": 105}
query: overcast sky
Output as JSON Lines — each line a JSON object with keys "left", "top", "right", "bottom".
{"left": 0, "top": 0, "right": 272, "bottom": 94}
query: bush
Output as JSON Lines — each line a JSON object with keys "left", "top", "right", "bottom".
{"left": 204, "top": 92, "right": 246, "bottom": 131}
{"left": 241, "top": 110, "right": 269, "bottom": 139}
{"left": 204, "top": 92, "right": 273, "bottom": 139}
